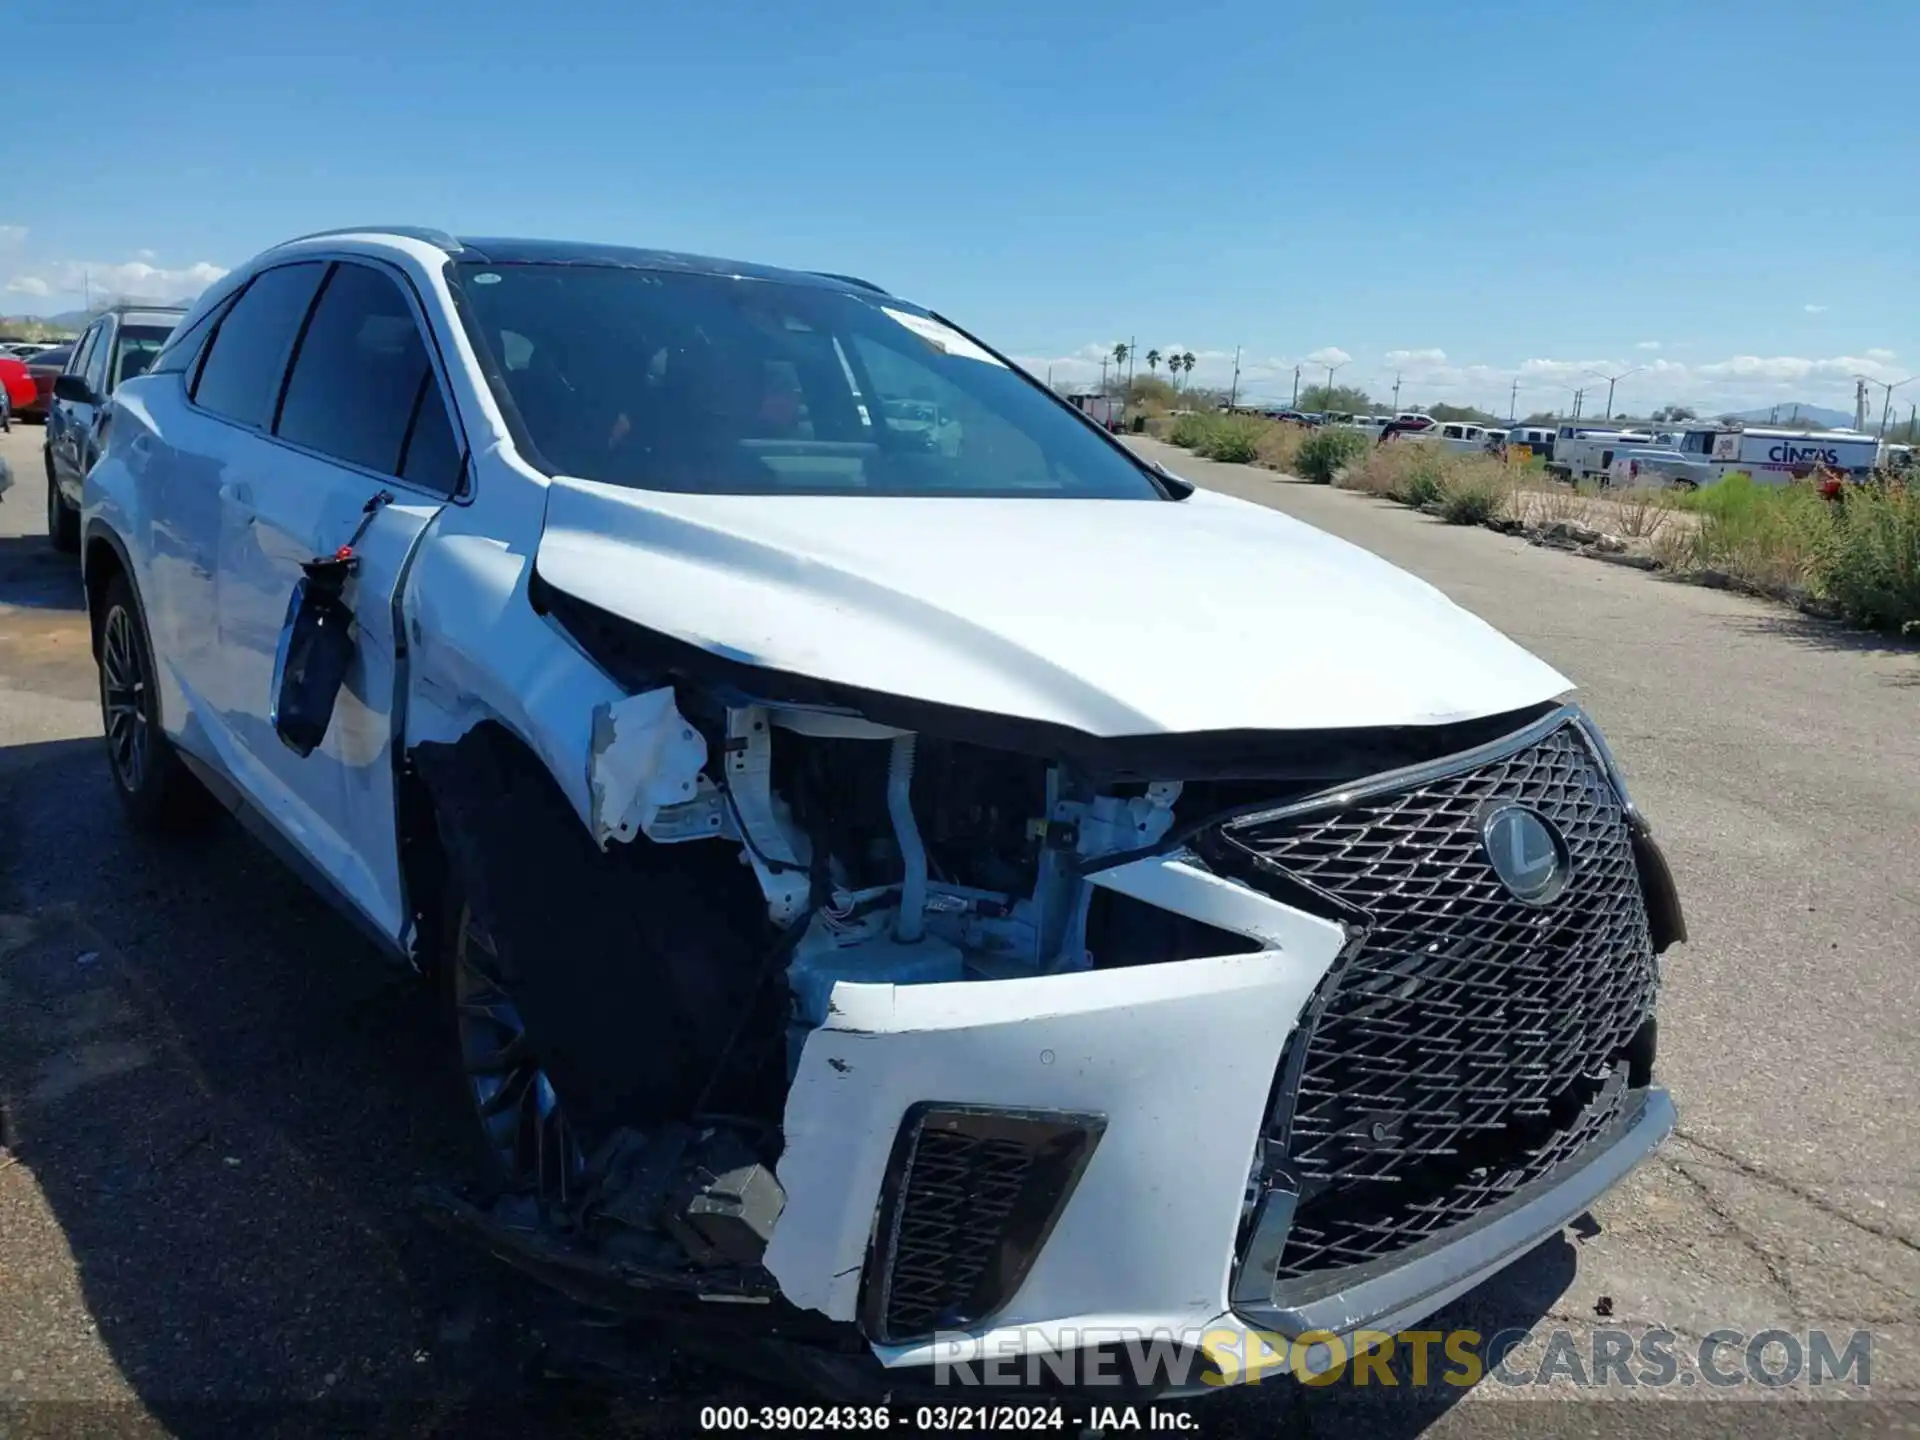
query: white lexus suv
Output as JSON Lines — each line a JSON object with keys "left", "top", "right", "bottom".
{"left": 80, "top": 226, "right": 1684, "bottom": 1396}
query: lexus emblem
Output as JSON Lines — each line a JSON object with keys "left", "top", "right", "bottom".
{"left": 1480, "top": 805, "right": 1570, "bottom": 904}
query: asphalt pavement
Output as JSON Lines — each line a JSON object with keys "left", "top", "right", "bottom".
{"left": 0, "top": 420, "right": 1914, "bottom": 1438}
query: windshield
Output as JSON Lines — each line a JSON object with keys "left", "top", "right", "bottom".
{"left": 451, "top": 263, "right": 1162, "bottom": 499}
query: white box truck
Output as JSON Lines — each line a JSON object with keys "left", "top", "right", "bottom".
{"left": 1670, "top": 426, "right": 1881, "bottom": 483}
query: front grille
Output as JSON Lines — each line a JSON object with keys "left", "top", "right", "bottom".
{"left": 862, "top": 1107, "right": 1104, "bottom": 1344}
{"left": 1212, "top": 716, "right": 1658, "bottom": 1281}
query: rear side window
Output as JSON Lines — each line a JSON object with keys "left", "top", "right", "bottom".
{"left": 276, "top": 260, "right": 463, "bottom": 490}
{"left": 192, "top": 262, "right": 327, "bottom": 428}
{"left": 150, "top": 298, "right": 231, "bottom": 380}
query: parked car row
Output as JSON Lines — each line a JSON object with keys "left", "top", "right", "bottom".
{"left": 42, "top": 305, "right": 186, "bottom": 549}
{"left": 49, "top": 224, "right": 1681, "bottom": 1401}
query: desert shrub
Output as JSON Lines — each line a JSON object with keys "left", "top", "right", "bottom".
{"left": 1439, "top": 458, "right": 1513, "bottom": 524}
{"left": 1167, "top": 412, "right": 1215, "bottom": 450}
{"left": 1255, "top": 422, "right": 1308, "bottom": 473}
{"left": 1198, "top": 417, "right": 1265, "bottom": 463}
{"left": 1342, "top": 442, "right": 1451, "bottom": 503}
{"left": 1662, "top": 474, "right": 1831, "bottom": 591}
{"left": 1296, "top": 426, "right": 1370, "bottom": 483}
{"left": 1816, "top": 480, "right": 1920, "bottom": 631}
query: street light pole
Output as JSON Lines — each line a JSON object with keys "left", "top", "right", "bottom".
{"left": 1865, "top": 374, "right": 1920, "bottom": 437}
{"left": 1229, "top": 345, "right": 1241, "bottom": 410}
{"left": 1322, "top": 358, "right": 1349, "bottom": 413}
{"left": 1291, "top": 365, "right": 1301, "bottom": 408}
{"left": 1585, "top": 366, "right": 1644, "bottom": 422}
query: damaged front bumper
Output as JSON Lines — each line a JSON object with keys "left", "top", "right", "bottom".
{"left": 414, "top": 691, "right": 1682, "bottom": 1397}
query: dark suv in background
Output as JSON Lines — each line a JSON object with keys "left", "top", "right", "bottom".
{"left": 45, "top": 304, "right": 184, "bottom": 552}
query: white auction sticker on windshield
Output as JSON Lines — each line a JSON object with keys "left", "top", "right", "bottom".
{"left": 881, "top": 307, "right": 1006, "bottom": 366}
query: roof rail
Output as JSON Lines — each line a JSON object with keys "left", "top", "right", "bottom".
{"left": 811, "top": 271, "right": 888, "bottom": 296}
{"left": 275, "top": 225, "right": 463, "bottom": 253}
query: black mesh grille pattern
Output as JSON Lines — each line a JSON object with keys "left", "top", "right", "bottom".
{"left": 883, "top": 1128, "right": 1036, "bottom": 1340}
{"left": 1216, "top": 718, "right": 1658, "bottom": 1280}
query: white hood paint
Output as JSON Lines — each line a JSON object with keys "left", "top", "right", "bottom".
{"left": 534, "top": 478, "right": 1571, "bottom": 736}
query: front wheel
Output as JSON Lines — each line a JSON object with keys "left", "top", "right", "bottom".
{"left": 46, "top": 453, "right": 80, "bottom": 553}
{"left": 442, "top": 893, "right": 586, "bottom": 1205}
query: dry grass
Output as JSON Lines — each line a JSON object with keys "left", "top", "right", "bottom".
{"left": 1340, "top": 443, "right": 1516, "bottom": 523}
{"left": 1255, "top": 423, "right": 1307, "bottom": 473}
{"left": 1604, "top": 486, "right": 1674, "bottom": 540}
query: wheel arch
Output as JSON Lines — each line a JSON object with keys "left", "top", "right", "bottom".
{"left": 82, "top": 520, "right": 138, "bottom": 658}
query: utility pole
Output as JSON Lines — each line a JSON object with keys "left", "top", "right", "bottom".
{"left": 1571, "top": 388, "right": 1583, "bottom": 420}
{"left": 1391, "top": 373, "right": 1403, "bottom": 412}
{"left": 1100, "top": 356, "right": 1108, "bottom": 393}
{"left": 1046, "top": 364, "right": 1053, "bottom": 391}
{"left": 1229, "top": 345, "right": 1242, "bottom": 410}
{"left": 1127, "top": 335, "right": 1136, "bottom": 397}
{"left": 1508, "top": 378, "right": 1518, "bottom": 424}
{"left": 83, "top": 268, "right": 91, "bottom": 312}
{"left": 1291, "top": 365, "right": 1301, "bottom": 408}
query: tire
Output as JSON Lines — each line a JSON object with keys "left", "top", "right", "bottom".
{"left": 436, "top": 882, "right": 585, "bottom": 1205}
{"left": 46, "top": 451, "right": 80, "bottom": 554}
{"left": 94, "top": 571, "right": 213, "bottom": 832}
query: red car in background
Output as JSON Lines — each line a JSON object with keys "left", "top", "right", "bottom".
{"left": 18, "top": 343, "right": 73, "bottom": 422}
{"left": 0, "top": 355, "right": 35, "bottom": 429}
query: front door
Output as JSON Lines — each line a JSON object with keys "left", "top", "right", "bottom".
{"left": 209, "top": 257, "right": 464, "bottom": 947}
{"left": 51, "top": 317, "right": 111, "bottom": 499}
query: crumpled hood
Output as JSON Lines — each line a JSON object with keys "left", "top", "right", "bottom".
{"left": 533, "top": 476, "right": 1571, "bottom": 736}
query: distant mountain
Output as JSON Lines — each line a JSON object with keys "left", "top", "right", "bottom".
{"left": 1725, "top": 403, "right": 1858, "bottom": 429}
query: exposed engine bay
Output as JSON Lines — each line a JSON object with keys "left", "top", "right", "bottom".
{"left": 410, "top": 673, "right": 1289, "bottom": 1302}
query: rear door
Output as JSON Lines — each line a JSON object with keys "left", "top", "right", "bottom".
{"left": 211, "top": 256, "right": 464, "bottom": 944}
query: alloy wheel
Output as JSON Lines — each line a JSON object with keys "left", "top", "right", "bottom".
{"left": 100, "top": 604, "right": 150, "bottom": 794}
{"left": 452, "top": 905, "right": 584, "bottom": 1203}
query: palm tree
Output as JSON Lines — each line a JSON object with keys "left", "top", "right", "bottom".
{"left": 1145, "top": 348, "right": 1161, "bottom": 375}
{"left": 1112, "top": 343, "right": 1130, "bottom": 380}
{"left": 1180, "top": 351, "right": 1197, "bottom": 388}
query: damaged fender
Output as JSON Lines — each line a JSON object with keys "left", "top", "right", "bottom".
{"left": 586, "top": 688, "right": 708, "bottom": 847}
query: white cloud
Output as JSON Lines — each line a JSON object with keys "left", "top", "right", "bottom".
{"left": 4, "top": 255, "right": 228, "bottom": 306}
{"left": 1865, "top": 347, "right": 1897, "bottom": 362}
{"left": 1636, "top": 341, "right": 1661, "bottom": 351}
{"left": 1303, "top": 346, "right": 1351, "bottom": 367}
{"left": 1384, "top": 347, "right": 1446, "bottom": 366}
{"left": 0, "top": 224, "right": 25, "bottom": 246}
{"left": 1804, "top": 303, "right": 1828, "bottom": 314}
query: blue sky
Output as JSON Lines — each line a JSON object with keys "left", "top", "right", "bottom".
{"left": 4, "top": 0, "right": 1915, "bottom": 416}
